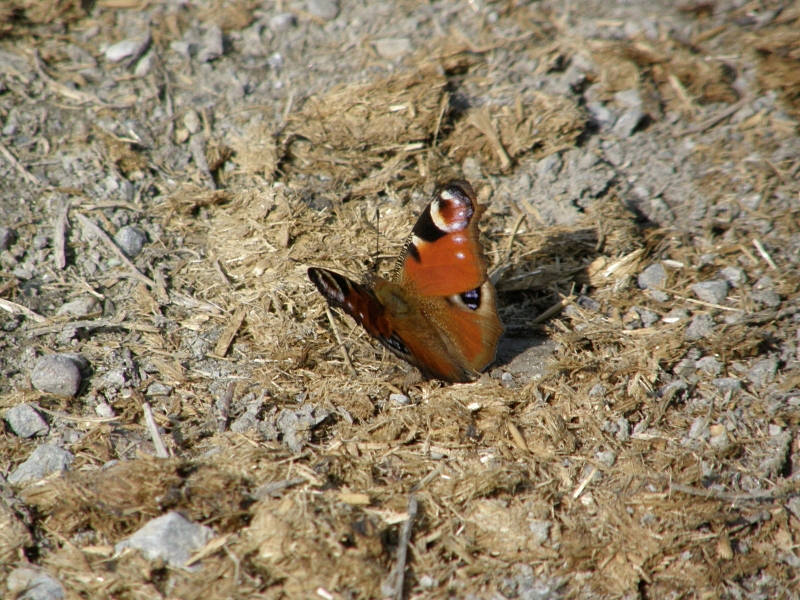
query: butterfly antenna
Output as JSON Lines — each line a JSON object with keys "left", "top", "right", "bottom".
{"left": 375, "top": 206, "right": 381, "bottom": 260}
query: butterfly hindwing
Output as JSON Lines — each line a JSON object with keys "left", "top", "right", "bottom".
{"left": 308, "top": 180, "right": 504, "bottom": 383}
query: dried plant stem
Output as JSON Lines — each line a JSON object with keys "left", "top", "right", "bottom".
{"left": 142, "top": 402, "right": 169, "bottom": 458}
{"left": 752, "top": 239, "right": 778, "bottom": 270}
{"left": 325, "top": 306, "right": 357, "bottom": 376}
{"left": 381, "top": 495, "right": 418, "bottom": 600}
{"left": 0, "top": 140, "right": 40, "bottom": 186}
{"left": 53, "top": 200, "right": 71, "bottom": 269}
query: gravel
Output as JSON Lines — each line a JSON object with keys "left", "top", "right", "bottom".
{"left": 684, "top": 313, "right": 715, "bottom": 340}
{"left": 8, "top": 444, "right": 74, "bottom": 485}
{"left": 3, "top": 403, "right": 49, "bottom": 438}
{"left": 637, "top": 263, "right": 667, "bottom": 290}
{"left": 691, "top": 280, "right": 729, "bottom": 304}
{"left": 30, "top": 354, "right": 82, "bottom": 397}
{"left": 6, "top": 567, "right": 65, "bottom": 600}
{"left": 115, "top": 512, "right": 215, "bottom": 571}
{"left": 748, "top": 358, "right": 779, "bottom": 388}
{"left": 307, "top": 0, "right": 339, "bottom": 20}
{"left": 56, "top": 296, "right": 99, "bottom": 318}
{"left": 113, "top": 225, "right": 147, "bottom": 258}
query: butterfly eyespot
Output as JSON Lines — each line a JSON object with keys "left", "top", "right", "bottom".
{"left": 460, "top": 287, "right": 481, "bottom": 310}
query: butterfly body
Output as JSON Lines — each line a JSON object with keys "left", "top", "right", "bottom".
{"left": 309, "top": 180, "right": 503, "bottom": 383}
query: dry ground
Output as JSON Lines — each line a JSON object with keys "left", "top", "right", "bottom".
{"left": 1, "top": 1, "right": 799, "bottom": 599}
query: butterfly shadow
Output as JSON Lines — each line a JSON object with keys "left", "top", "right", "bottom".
{"left": 488, "top": 225, "right": 605, "bottom": 383}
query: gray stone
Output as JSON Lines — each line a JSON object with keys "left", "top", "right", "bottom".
{"left": 596, "top": 451, "right": 616, "bottom": 467}
{"left": 114, "top": 225, "right": 146, "bottom": 257}
{"left": 711, "top": 378, "right": 742, "bottom": 392}
{"left": 269, "top": 13, "right": 297, "bottom": 31}
{"left": 115, "top": 512, "right": 214, "bottom": 571}
{"left": 719, "top": 266, "right": 745, "bottom": 288}
{"left": 4, "top": 403, "right": 49, "bottom": 438}
{"left": 637, "top": 263, "right": 667, "bottom": 290}
{"left": 614, "top": 88, "right": 643, "bottom": 110}
{"left": 691, "top": 280, "right": 729, "bottom": 304}
{"left": 276, "top": 404, "right": 329, "bottom": 453}
{"left": 6, "top": 567, "right": 65, "bottom": 600}
{"left": 685, "top": 313, "right": 715, "bottom": 340}
{"left": 197, "top": 25, "right": 224, "bottom": 63}
{"left": 663, "top": 308, "right": 689, "bottom": 323}
{"left": 374, "top": 38, "right": 412, "bottom": 60}
{"left": 31, "top": 354, "right": 81, "bottom": 397}
{"left": 8, "top": 444, "right": 74, "bottom": 485}
{"left": 103, "top": 368, "right": 127, "bottom": 389}
{"left": 95, "top": 403, "right": 116, "bottom": 418}
{"left": 752, "top": 288, "right": 781, "bottom": 307}
{"left": 527, "top": 520, "right": 551, "bottom": 544}
{"left": 696, "top": 356, "right": 722, "bottom": 376}
{"left": 612, "top": 108, "right": 644, "bottom": 138}
{"left": 647, "top": 289, "right": 670, "bottom": 302}
{"left": 32, "top": 234, "right": 48, "bottom": 249}
{"left": 146, "top": 382, "right": 173, "bottom": 396}
{"left": 389, "top": 393, "right": 410, "bottom": 405}
{"left": 588, "top": 383, "right": 606, "bottom": 398}
{"left": 307, "top": 0, "right": 339, "bottom": 20}
{"left": 56, "top": 296, "right": 98, "bottom": 318}
{"left": 586, "top": 102, "right": 616, "bottom": 130}
{"left": 748, "top": 358, "right": 778, "bottom": 388}
{"left": 105, "top": 39, "right": 140, "bottom": 62}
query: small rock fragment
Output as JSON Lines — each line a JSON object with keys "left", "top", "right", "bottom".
{"left": 586, "top": 102, "right": 616, "bottom": 130}
{"left": 183, "top": 110, "right": 201, "bottom": 135}
{"left": 146, "top": 382, "right": 173, "bottom": 396}
{"left": 747, "top": 358, "right": 778, "bottom": 388}
{"left": 696, "top": 356, "right": 722, "bottom": 376}
{"left": 6, "top": 567, "right": 65, "bottom": 600}
{"left": 105, "top": 39, "right": 140, "bottom": 62}
{"left": 197, "top": 24, "right": 224, "bottom": 63}
{"left": 614, "top": 88, "right": 643, "bottom": 110}
{"left": 374, "top": 37, "right": 412, "bottom": 59}
{"left": 8, "top": 444, "right": 74, "bottom": 485}
{"left": 751, "top": 288, "right": 781, "bottom": 308}
{"left": 662, "top": 307, "right": 688, "bottom": 323}
{"left": 114, "top": 225, "right": 146, "bottom": 258}
{"left": 596, "top": 451, "right": 616, "bottom": 467}
{"left": 3, "top": 403, "right": 49, "bottom": 438}
{"left": 33, "top": 234, "right": 48, "bottom": 249}
{"left": 56, "top": 296, "right": 98, "bottom": 318}
{"left": 389, "top": 393, "right": 410, "bottom": 405}
{"left": 685, "top": 313, "right": 715, "bottom": 340}
{"left": 612, "top": 108, "right": 644, "bottom": 138}
{"left": 637, "top": 263, "right": 667, "bottom": 290}
{"left": 527, "top": 520, "right": 551, "bottom": 544}
{"left": 711, "top": 378, "right": 742, "bottom": 392}
{"left": 95, "top": 403, "right": 116, "bottom": 418}
{"left": 692, "top": 280, "right": 729, "bottom": 304}
{"left": 115, "top": 512, "right": 214, "bottom": 571}
{"left": 718, "top": 266, "right": 745, "bottom": 288}
{"left": 307, "top": 0, "right": 339, "bottom": 20}
{"left": 31, "top": 354, "right": 81, "bottom": 397}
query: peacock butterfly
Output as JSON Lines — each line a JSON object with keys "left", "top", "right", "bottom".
{"left": 308, "top": 180, "right": 504, "bottom": 383}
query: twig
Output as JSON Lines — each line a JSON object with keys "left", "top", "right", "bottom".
{"left": 53, "top": 199, "right": 70, "bottom": 269}
{"left": 531, "top": 294, "right": 575, "bottom": 324}
{"left": 573, "top": 466, "right": 599, "bottom": 499}
{"left": 217, "top": 381, "right": 236, "bottom": 433}
{"left": 501, "top": 212, "right": 526, "bottom": 265}
{"left": 189, "top": 135, "right": 216, "bottom": 190}
{"left": 507, "top": 421, "right": 529, "bottom": 451}
{"left": 253, "top": 477, "right": 307, "bottom": 500}
{"left": 214, "top": 306, "right": 247, "bottom": 357}
{"left": 0, "top": 140, "right": 40, "bottom": 186}
{"left": 670, "top": 483, "right": 796, "bottom": 503}
{"left": 142, "top": 402, "right": 169, "bottom": 458}
{"left": 30, "top": 402, "right": 118, "bottom": 423}
{"left": 681, "top": 97, "right": 748, "bottom": 136}
{"left": 468, "top": 107, "right": 512, "bottom": 170}
{"left": 752, "top": 239, "right": 778, "bottom": 270}
{"left": 26, "top": 318, "right": 158, "bottom": 336}
{"left": 325, "top": 306, "right": 357, "bottom": 376}
{"left": 381, "top": 495, "right": 418, "bottom": 600}
{"left": 74, "top": 212, "right": 156, "bottom": 287}
{"left": 411, "top": 465, "right": 443, "bottom": 493}
{"left": 0, "top": 298, "right": 47, "bottom": 323}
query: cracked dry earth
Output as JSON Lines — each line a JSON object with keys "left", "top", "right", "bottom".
{"left": 1, "top": 0, "right": 800, "bottom": 599}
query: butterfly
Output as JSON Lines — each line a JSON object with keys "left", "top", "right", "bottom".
{"left": 308, "top": 180, "right": 504, "bottom": 383}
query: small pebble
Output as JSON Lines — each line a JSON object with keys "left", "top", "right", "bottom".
{"left": 528, "top": 520, "right": 552, "bottom": 544}
{"left": 614, "top": 88, "right": 643, "bottom": 110}
{"left": 596, "top": 451, "right": 616, "bottom": 467}
{"left": 588, "top": 383, "right": 606, "bottom": 398}
{"left": 197, "top": 24, "right": 224, "bottom": 63}
{"left": 269, "top": 12, "right": 297, "bottom": 31}
{"left": 696, "top": 356, "right": 722, "bottom": 376}
{"left": 719, "top": 266, "right": 745, "bottom": 288}
{"left": 114, "top": 225, "right": 146, "bottom": 258}
{"left": 612, "top": 108, "right": 644, "bottom": 138}
{"left": 711, "top": 378, "right": 742, "bottom": 392}
{"left": 691, "top": 280, "right": 729, "bottom": 304}
{"left": 183, "top": 110, "right": 201, "bottom": 135}
{"left": 56, "top": 296, "right": 98, "bottom": 318}
{"left": 147, "top": 382, "right": 173, "bottom": 396}
{"left": 747, "top": 357, "right": 778, "bottom": 388}
{"left": 307, "top": 0, "right": 339, "bottom": 20}
{"left": 115, "top": 512, "right": 214, "bottom": 571}
{"left": 3, "top": 403, "right": 49, "bottom": 438}
{"left": 103, "top": 369, "right": 127, "bottom": 389}
{"left": 751, "top": 288, "right": 781, "bottom": 307}
{"left": 8, "top": 444, "right": 74, "bottom": 485}
{"left": 586, "top": 102, "right": 616, "bottom": 130}
{"left": 31, "top": 354, "right": 81, "bottom": 397}
{"left": 637, "top": 263, "right": 667, "bottom": 290}
{"left": 662, "top": 307, "right": 688, "bottom": 323}
{"left": 0, "top": 226, "right": 16, "bottom": 250}
{"left": 685, "top": 313, "right": 715, "bottom": 340}
{"left": 647, "top": 289, "right": 670, "bottom": 302}
{"left": 95, "top": 403, "right": 116, "bottom": 418}
{"left": 374, "top": 37, "right": 412, "bottom": 60}
{"left": 105, "top": 39, "right": 140, "bottom": 62}
{"left": 389, "top": 393, "right": 410, "bottom": 405}
{"left": 32, "top": 234, "right": 49, "bottom": 249}
{"left": 6, "top": 567, "right": 65, "bottom": 600}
